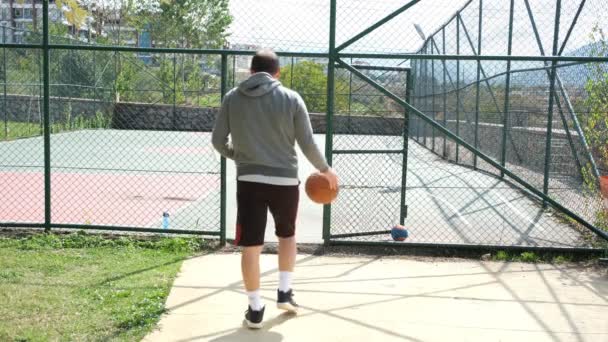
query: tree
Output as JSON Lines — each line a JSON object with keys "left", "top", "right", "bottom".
{"left": 153, "top": 0, "right": 232, "bottom": 48}
{"left": 76, "top": 0, "right": 232, "bottom": 48}
{"left": 114, "top": 55, "right": 139, "bottom": 102}
{"left": 53, "top": 50, "right": 96, "bottom": 98}
{"left": 157, "top": 57, "right": 184, "bottom": 104}
{"left": 279, "top": 61, "right": 349, "bottom": 113}
{"left": 583, "top": 25, "right": 608, "bottom": 177}
{"left": 56, "top": 0, "right": 89, "bottom": 33}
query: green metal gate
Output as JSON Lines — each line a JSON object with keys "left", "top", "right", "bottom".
{"left": 324, "top": 65, "right": 411, "bottom": 242}
{"left": 322, "top": 0, "right": 608, "bottom": 249}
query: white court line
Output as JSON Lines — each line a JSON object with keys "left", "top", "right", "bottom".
{"left": 494, "top": 190, "right": 545, "bottom": 232}
{"left": 428, "top": 192, "right": 472, "bottom": 227}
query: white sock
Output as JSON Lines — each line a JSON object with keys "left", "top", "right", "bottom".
{"left": 247, "top": 290, "right": 263, "bottom": 311}
{"left": 278, "top": 271, "right": 293, "bottom": 292}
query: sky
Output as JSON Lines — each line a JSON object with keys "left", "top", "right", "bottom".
{"left": 226, "top": 0, "right": 608, "bottom": 56}
{"left": 70, "top": 0, "right": 608, "bottom": 57}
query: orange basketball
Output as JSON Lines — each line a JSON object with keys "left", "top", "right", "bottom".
{"left": 305, "top": 173, "right": 338, "bottom": 204}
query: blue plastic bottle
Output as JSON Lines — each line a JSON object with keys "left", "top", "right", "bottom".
{"left": 162, "top": 212, "right": 170, "bottom": 229}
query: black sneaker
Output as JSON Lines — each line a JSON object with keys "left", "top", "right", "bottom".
{"left": 244, "top": 305, "right": 264, "bottom": 329}
{"left": 277, "top": 289, "right": 299, "bottom": 313}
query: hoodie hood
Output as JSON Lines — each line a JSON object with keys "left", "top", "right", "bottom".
{"left": 238, "top": 72, "right": 281, "bottom": 97}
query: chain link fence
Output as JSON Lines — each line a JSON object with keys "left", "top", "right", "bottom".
{"left": 405, "top": 0, "right": 608, "bottom": 247}
{"left": 0, "top": 0, "right": 607, "bottom": 250}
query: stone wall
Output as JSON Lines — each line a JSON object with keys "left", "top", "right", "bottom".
{"left": 411, "top": 119, "right": 583, "bottom": 176}
{"left": 3, "top": 96, "right": 583, "bottom": 177}
{"left": 112, "top": 102, "right": 217, "bottom": 131}
{"left": 111, "top": 102, "right": 404, "bottom": 135}
{"left": 2, "top": 94, "right": 113, "bottom": 123}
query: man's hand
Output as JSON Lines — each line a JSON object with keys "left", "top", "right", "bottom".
{"left": 321, "top": 168, "right": 339, "bottom": 190}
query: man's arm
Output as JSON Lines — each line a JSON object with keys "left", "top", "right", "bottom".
{"left": 294, "top": 95, "right": 339, "bottom": 189}
{"left": 211, "top": 94, "right": 235, "bottom": 159}
{"left": 294, "top": 95, "right": 329, "bottom": 172}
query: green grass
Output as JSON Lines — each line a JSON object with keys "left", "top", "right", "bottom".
{"left": 519, "top": 251, "right": 540, "bottom": 263}
{"left": 552, "top": 255, "right": 573, "bottom": 264}
{"left": 491, "top": 250, "right": 583, "bottom": 264}
{"left": 494, "top": 250, "right": 510, "bottom": 261}
{"left": 194, "top": 93, "right": 221, "bottom": 107}
{"left": 491, "top": 250, "right": 542, "bottom": 262}
{"left": 0, "top": 232, "right": 209, "bottom": 341}
{"left": 2, "top": 113, "right": 110, "bottom": 141}
{"left": 1, "top": 121, "right": 45, "bottom": 140}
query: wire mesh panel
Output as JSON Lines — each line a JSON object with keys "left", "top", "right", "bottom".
{"left": 47, "top": 50, "right": 221, "bottom": 233}
{"left": 403, "top": 136, "right": 587, "bottom": 247}
{"left": 329, "top": 67, "right": 407, "bottom": 239}
{"left": 403, "top": 0, "right": 608, "bottom": 246}
{"left": 0, "top": 0, "right": 607, "bottom": 247}
{"left": 331, "top": 150, "right": 403, "bottom": 238}
{"left": 0, "top": 48, "right": 44, "bottom": 225}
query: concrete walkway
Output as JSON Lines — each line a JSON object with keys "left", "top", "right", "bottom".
{"left": 144, "top": 253, "right": 607, "bottom": 342}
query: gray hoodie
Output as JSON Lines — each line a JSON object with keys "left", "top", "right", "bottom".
{"left": 212, "top": 72, "right": 329, "bottom": 179}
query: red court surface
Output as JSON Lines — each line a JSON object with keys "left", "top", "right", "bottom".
{"left": 0, "top": 171, "right": 218, "bottom": 226}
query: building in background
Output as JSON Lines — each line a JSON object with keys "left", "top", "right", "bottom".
{"left": 0, "top": 0, "right": 116, "bottom": 45}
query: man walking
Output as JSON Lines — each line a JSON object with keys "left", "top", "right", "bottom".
{"left": 212, "top": 49, "right": 338, "bottom": 328}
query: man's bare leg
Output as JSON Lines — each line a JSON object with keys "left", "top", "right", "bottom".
{"left": 242, "top": 244, "right": 265, "bottom": 327}
{"left": 277, "top": 236, "right": 298, "bottom": 312}
{"left": 242, "top": 245, "right": 264, "bottom": 291}
{"left": 278, "top": 236, "right": 296, "bottom": 272}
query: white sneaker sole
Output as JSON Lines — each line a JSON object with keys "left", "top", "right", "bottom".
{"left": 277, "top": 302, "right": 299, "bottom": 313}
{"left": 245, "top": 320, "right": 263, "bottom": 329}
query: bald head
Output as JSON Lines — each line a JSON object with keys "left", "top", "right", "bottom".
{"left": 251, "top": 49, "right": 280, "bottom": 76}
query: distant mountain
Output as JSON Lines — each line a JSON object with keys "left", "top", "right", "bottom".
{"left": 509, "top": 42, "right": 607, "bottom": 88}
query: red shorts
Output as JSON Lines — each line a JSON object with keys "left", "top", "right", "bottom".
{"left": 235, "top": 181, "right": 299, "bottom": 246}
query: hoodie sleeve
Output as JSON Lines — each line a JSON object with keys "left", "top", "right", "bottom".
{"left": 293, "top": 94, "right": 330, "bottom": 172}
{"left": 212, "top": 93, "right": 235, "bottom": 159}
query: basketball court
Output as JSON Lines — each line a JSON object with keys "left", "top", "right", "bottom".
{"left": 0, "top": 129, "right": 589, "bottom": 248}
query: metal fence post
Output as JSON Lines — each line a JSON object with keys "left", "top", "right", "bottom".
{"left": 416, "top": 59, "right": 421, "bottom": 143}
{"left": 474, "top": 0, "right": 483, "bottom": 169}
{"left": 38, "top": 42, "right": 43, "bottom": 136}
{"left": 456, "top": 15, "right": 461, "bottom": 162}
{"left": 501, "top": 0, "right": 515, "bottom": 177}
{"left": 410, "top": 59, "right": 416, "bottom": 141}
{"left": 422, "top": 44, "right": 427, "bottom": 147}
{"left": 543, "top": 0, "right": 562, "bottom": 207}
{"left": 401, "top": 69, "right": 412, "bottom": 225}
{"left": 93, "top": 49, "right": 98, "bottom": 122}
{"left": 220, "top": 53, "right": 228, "bottom": 246}
{"left": 3, "top": 26, "right": 7, "bottom": 140}
{"left": 348, "top": 57, "right": 353, "bottom": 130}
{"left": 42, "top": 0, "right": 51, "bottom": 232}
{"left": 232, "top": 55, "right": 236, "bottom": 87}
{"left": 442, "top": 27, "right": 447, "bottom": 158}
{"left": 172, "top": 53, "right": 177, "bottom": 128}
{"left": 415, "top": 59, "right": 420, "bottom": 142}
{"left": 431, "top": 41, "right": 436, "bottom": 152}
{"left": 323, "top": 0, "right": 336, "bottom": 244}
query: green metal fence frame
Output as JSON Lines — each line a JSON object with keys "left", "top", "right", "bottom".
{"left": 0, "top": 0, "right": 607, "bottom": 250}
{"left": 0, "top": 1, "right": 334, "bottom": 241}
{"left": 326, "top": 0, "right": 608, "bottom": 248}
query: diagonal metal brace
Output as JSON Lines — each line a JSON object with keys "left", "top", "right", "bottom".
{"left": 336, "top": 0, "right": 421, "bottom": 52}
{"left": 336, "top": 57, "right": 608, "bottom": 242}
